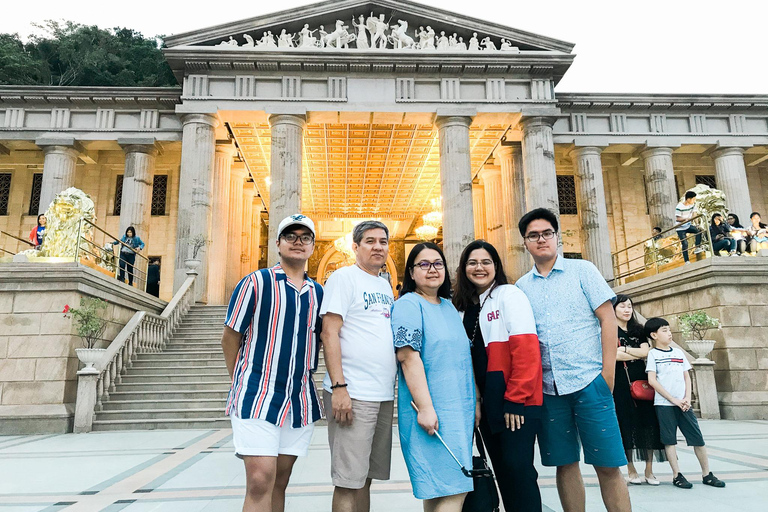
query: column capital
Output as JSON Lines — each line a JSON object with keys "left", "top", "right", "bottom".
{"left": 712, "top": 147, "right": 746, "bottom": 159}
{"left": 230, "top": 165, "right": 248, "bottom": 181}
{"left": 478, "top": 165, "right": 502, "bottom": 184}
{"left": 268, "top": 113, "right": 306, "bottom": 129}
{"left": 215, "top": 142, "right": 238, "bottom": 158}
{"left": 640, "top": 146, "right": 674, "bottom": 159}
{"left": 519, "top": 116, "right": 556, "bottom": 131}
{"left": 435, "top": 115, "right": 473, "bottom": 130}
{"left": 40, "top": 144, "right": 80, "bottom": 159}
{"left": 493, "top": 142, "right": 522, "bottom": 161}
{"left": 181, "top": 113, "right": 219, "bottom": 128}
{"left": 568, "top": 146, "right": 603, "bottom": 161}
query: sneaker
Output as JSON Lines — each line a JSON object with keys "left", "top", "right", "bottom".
{"left": 702, "top": 472, "right": 725, "bottom": 488}
{"left": 693, "top": 246, "right": 705, "bottom": 254}
{"left": 728, "top": 251, "right": 736, "bottom": 257}
{"left": 645, "top": 475, "right": 660, "bottom": 486}
{"left": 673, "top": 473, "right": 693, "bottom": 489}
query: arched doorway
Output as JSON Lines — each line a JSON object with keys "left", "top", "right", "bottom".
{"left": 316, "top": 247, "right": 398, "bottom": 293}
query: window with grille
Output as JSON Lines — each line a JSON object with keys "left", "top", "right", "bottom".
{"left": 0, "top": 173, "right": 11, "bottom": 216}
{"left": 695, "top": 175, "right": 717, "bottom": 189}
{"left": 563, "top": 252, "right": 583, "bottom": 259}
{"left": 28, "top": 173, "right": 42, "bottom": 215}
{"left": 557, "top": 175, "right": 578, "bottom": 215}
{"left": 113, "top": 175, "right": 124, "bottom": 216}
{"left": 151, "top": 175, "right": 168, "bottom": 216}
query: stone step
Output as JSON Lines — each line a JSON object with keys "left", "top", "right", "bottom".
{"left": 101, "top": 398, "right": 226, "bottom": 411}
{"left": 119, "top": 373, "right": 231, "bottom": 383}
{"left": 92, "top": 417, "right": 232, "bottom": 431}
{"left": 108, "top": 390, "right": 229, "bottom": 401}
{"left": 130, "top": 359, "right": 227, "bottom": 368}
{"left": 96, "top": 408, "right": 226, "bottom": 420}
{"left": 169, "top": 334, "right": 223, "bottom": 341}
{"left": 137, "top": 351, "right": 224, "bottom": 360}
{"left": 113, "top": 381, "right": 231, "bottom": 392}
{"left": 127, "top": 366, "right": 230, "bottom": 376}
{"left": 164, "top": 344, "right": 222, "bottom": 350}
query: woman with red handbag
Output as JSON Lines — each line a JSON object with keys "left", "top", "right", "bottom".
{"left": 613, "top": 295, "right": 667, "bottom": 486}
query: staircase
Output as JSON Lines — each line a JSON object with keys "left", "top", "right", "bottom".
{"left": 93, "top": 305, "right": 328, "bottom": 431}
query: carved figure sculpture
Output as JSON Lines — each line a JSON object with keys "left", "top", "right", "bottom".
{"left": 243, "top": 34, "right": 255, "bottom": 48}
{"left": 481, "top": 37, "right": 497, "bottom": 51}
{"left": 352, "top": 15, "right": 369, "bottom": 49}
{"left": 278, "top": 29, "right": 294, "bottom": 48}
{"left": 456, "top": 36, "right": 467, "bottom": 51}
{"left": 318, "top": 26, "right": 327, "bottom": 48}
{"left": 468, "top": 32, "right": 479, "bottom": 51}
{"left": 390, "top": 20, "right": 415, "bottom": 49}
{"left": 218, "top": 35, "right": 238, "bottom": 47}
{"left": 424, "top": 26, "right": 436, "bottom": 49}
{"left": 299, "top": 24, "right": 318, "bottom": 48}
{"left": 500, "top": 39, "right": 520, "bottom": 52}
{"left": 448, "top": 33, "right": 458, "bottom": 49}
{"left": 436, "top": 31, "right": 449, "bottom": 50}
{"left": 325, "top": 20, "right": 356, "bottom": 49}
{"left": 40, "top": 187, "right": 96, "bottom": 259}
{"left": 367, "top": 13, "right": 389, "bottom": 49}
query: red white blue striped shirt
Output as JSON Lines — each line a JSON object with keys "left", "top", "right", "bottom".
{"left": 224, "top": 264, "right": 324, "bottom": 427}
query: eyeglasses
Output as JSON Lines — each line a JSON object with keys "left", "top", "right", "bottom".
{"left": 465, "top": 259, "right": 494, "bottom": 268}
{"left": 414, "top": 260, "right": 445, "bottom": 271}
{"left": 524, "top": 230, "right": 556, "bottom": 242}
{"left": 281, "top": 233, "right": 314, "bottom": 245}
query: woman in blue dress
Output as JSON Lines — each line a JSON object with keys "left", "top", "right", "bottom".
{"left": 391, "top": 242, "right": 477, "bottom": 511}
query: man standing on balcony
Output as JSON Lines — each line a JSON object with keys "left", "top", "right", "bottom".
{"left": 321, "top": 220, "right": 396, "bottom": 512}
{"left": 675, "top": 191, "right": 703, "bottom": 263}
{"left": 221, "top": 214, "right": 323, "bottom": 512}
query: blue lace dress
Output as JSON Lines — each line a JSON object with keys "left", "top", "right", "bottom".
{"left": 391, "top": 293, "right": 475, "bottom": 500}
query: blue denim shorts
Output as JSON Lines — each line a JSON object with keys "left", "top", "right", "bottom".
{"left": 539, "top": 374, "right": 627, "bottom": 468}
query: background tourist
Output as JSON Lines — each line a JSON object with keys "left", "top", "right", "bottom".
{"left": 651, "top": 226, "right": 662, "bottom": 241}
{"left": 612, "top": 295, "right": 665, "bottom": 486}
{"left": 28, "top": 214, "right": 46, "bottom": 249}
{"left": 747, "top": 212, "right": 768, "bottom": 253}
{"left": 675, "top": 191, "right": 703, "bottom": 263}
{"left": 515, "top": 208, "right": 631, "bottom": 512}
{"left": 726, "top": 214, "right": 749, "bottom": 254}
{"left": 644, "top": 317, "right": 726, "bottom": 490}
{"left": 221, "top": 214, "right": 323, "bottom": 512}
{"left": 320, "top": 220, "right": 396, "bottom": 512}
{"left": 454, "top": 240, "right": 543, "bottom": 512}
{"left": 146, "top": 258, "right": 161, "bottom": 297}
{"left": 113, "top": 226, "right": 144, "bottom": 286}
{"left": 393, "top": 242, "right": 474, "bottom": 511}
{"left": 709, "top": 214, "right": 737, "bottom": 256}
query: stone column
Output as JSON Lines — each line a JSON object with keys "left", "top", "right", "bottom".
{"left": 118, "top": 142, "right": 157, "bottom": 242}
{"left": 436, "top": 115, "right": 475, "bottom": 273}
{"left": 251, "top": 201, "right": 263, "bottom": 273}
{"left": 520, "top": 117, "right": 559, "bottom": 216}
{"left": 174, "top": 113, "right": 218, "bottom": 302}
{"left": 712, "top": 147, "right": 752, "bottom": 224}
{"left": 570, "top": 147, "right": 613, "bottom": 280}
{"left": 478, "top": 165, "right": 505, "bottom": 262}
{"left": 495, "top": 144, "right": 528, "bottom": 280}
{"left": 207, "top": 143, "right": 236, "bottom": 305}
{"left": 225, "top": 166, "right": 247, "bottom": 298}
{"left": 641, "top": 147, "right": 678, "bottom": 230}
{"left": 37, "top": 142, "right": 79, "bottom": 214}
{"left": 472, "top": 182, "right": 487, "bottom": 240}
{"left": 241, "top": 182, "right": 255, "bottom": 277}
{"left": 268, "top": 114, "right": 305, "bottom": 266}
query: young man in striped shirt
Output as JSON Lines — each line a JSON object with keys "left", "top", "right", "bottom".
{"left": 675, "top": 191, "right": 703, "bottom": 263}
{"left": 221, "top": 214, "right": 324, "bottom": 512}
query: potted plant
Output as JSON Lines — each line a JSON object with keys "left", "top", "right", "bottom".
{"left": 64, "top": 298, "right": 109, "bottom": 369}
{"left": 185, "top": 234, "right": 209, "bottom": 270}
{"left": 678, "top": 310, "right": 721, "bottom": 361}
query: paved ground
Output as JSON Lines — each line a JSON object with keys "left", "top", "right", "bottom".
{"left": 0, "top": 419, "right": 767, "bottom": 511}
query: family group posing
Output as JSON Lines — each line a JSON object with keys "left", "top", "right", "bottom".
{"left": 220, "top": 209, "right": 724, "bottom": 512}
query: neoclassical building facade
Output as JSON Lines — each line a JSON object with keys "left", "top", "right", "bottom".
{"left": 1, "top": 0, "right": 767, "bottom": 304}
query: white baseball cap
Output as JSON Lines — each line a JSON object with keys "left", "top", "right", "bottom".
{"left": 277, "top": 214, "right": 315, "bottom": 238}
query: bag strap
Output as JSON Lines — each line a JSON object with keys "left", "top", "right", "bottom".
{"left": 473, "top": 427, "right": 490, "bottom": 463}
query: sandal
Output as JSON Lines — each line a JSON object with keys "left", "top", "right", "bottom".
{"left": 673, "top": 473, "right": 693, "bottom": 489}
{"left": 702, "top": 472, "right": 725, "bottom": 488}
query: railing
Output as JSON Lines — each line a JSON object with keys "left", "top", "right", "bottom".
{"left": 611, "top": 214, "right": 713, "bottom": 285}
{"left": 74, "top": 219, "right": 150, "bottom": 292}
{"left": 0, "top": 230, "right": 35, "bottom": 257}
{"left": 73, "top": 273, "right": 198, "bottom": 433}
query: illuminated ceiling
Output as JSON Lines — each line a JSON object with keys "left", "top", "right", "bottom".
{"left": 229, "top": 122, "right": 507, "bottom": 218}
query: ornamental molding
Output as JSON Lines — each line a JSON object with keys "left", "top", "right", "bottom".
{"left": 0, "top": 87, "right": 181, "bottom": 109}
{"left": 556, "top": 93, "right": 768, "bottom": 112}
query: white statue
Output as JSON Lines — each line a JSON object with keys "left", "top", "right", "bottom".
{"left": 468, "top": 32, "right": 479, "bottom": 51}
{"left": 390, "top": 20, "right": 415, "bottom": 49}
{"left": 257, "top": 31, "right": 276, "bottom": 48}
{"left": 448, "top": 33, "right": 458, "bottom": 50}
{"left": 456, "top": 36, "right": 467, "bottom": 51}
{"left": 367, "top": 13, "right": 389, "bottom": 49}
{"left": 325, "top": 20, "right": 356, "bottom": 49}
{"left": 352, "top": 15, "right": 369, "bottom": 49}
{"left": 218, "top": 35, "right": 238, "bottom": 47}
{"left": 481, "top": 37, "right": 497, "bottom": 51}
{"left": 424, "top": 26, "right": 436, "bottom": 49}
{"left": 500, "top": 39, "right": 520, "bottom": 52}
{"left": 436, "top": 31, "right": 449, "bottom": 50}
{"left": 243, "top": 34, "right": 255, "bottom": 48}
{"left": 278, "top": 29, "right": 294, "bottom": 48}
{"left": 318, "top": 26, "right": 327, "bottom": 48}
{"left": 299, "top": 24, "right": 318, "bottom": 48}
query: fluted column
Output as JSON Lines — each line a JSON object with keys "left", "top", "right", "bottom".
{"left": 118, "top": 143, "right": 157, "bottom": 242}
{"left": 241, "top": 182, "right": 255, "bottom": 277}
{"left": 712, "top": 147, "right": 752, "bottom": 224}
{"left": 472, "top": 182, "right": 487, "bottom": 240}
{"left": 268, "top": 114, "right": 305, "bottom": 266}
{"left": 225, "top": 166, "right": 247, "bottom": 298}
{"left": 174, "top": 113, "right": 218, "bottom": 301}
{"left": 641, "top": 147, "right": 677, "bottom": 230}
{"left": 495, "top": 143, "right": 528, "bottom": 280}
{"left": 436, "top": 115, "right": 475, "bottom": 274}
{"left": 207, "top": 143, "right": 236, "bottom": 305}
{"left": 38, "top": 143, "right": 79, "bottom": 214}
{"left": 251, "top": 201, "right": 263, "bottom": 273}
{"left": 521, "top": 117, "right": 559, "bottom": 216}
{"left": 570, "top": 147, "right": 613, "bottom": 280}
{"left": 478, "top": 165, "right": 505, "bottom": 261}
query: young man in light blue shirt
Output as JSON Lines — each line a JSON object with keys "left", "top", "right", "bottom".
{"left": 516, "top": 208, "right": 631, "bottom": 512}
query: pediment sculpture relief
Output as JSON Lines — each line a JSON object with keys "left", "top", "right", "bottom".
{"left": 215, "top": 12, "right": 520, "bottom": 53}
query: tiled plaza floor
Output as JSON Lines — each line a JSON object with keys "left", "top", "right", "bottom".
{"left": 0, "top": 419, "right": 767, "bottom": 511}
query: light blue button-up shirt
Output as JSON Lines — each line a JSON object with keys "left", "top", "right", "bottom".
{"left": 516, "top": 255, "right": 615, "bottom": 396}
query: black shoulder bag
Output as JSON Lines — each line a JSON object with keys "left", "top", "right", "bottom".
{"left": 462, "top": 428, "right": 500, "bottom": 512}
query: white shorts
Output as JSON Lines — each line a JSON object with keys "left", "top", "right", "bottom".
{"left": 230, "top": 415, "right": 314, "bottom": 458}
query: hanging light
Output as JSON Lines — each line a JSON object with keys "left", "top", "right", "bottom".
{"left": 415, "top": 225, "right": 439, "bottom": 241}
{"left": 334, "top": 233, "right": 356, "bottom": 260}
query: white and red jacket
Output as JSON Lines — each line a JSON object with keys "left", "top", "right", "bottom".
{"left": 477, "top": 284, "right": 543, "bottom": 433}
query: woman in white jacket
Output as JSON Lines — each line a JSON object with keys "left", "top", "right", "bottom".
{"left": 453, "top": 240, "right": 544, "bottom": 512}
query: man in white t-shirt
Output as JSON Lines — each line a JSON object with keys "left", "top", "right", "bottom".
{"left": 320, "top": 220, "right": 396, "bottom": 512}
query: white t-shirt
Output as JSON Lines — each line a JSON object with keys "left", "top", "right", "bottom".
{"left": 320, "top": 265, "right": 396, "bottom": 401}
{"left": 645, "top": 347, "right": 692, "bottom": 406}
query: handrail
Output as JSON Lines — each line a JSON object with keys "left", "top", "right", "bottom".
{"left": 73, "top": 273, "right": 197, "bottom": 432}
{"left": 0, "top": 230, "right": 35, "bottom": 256}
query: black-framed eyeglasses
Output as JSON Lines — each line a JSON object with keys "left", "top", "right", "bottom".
{"left": 413, "top": 260, "right": 445, "bottom": 271}
{"left": 281, "top": 233, "right": 314, "bottom": 245}
{"left": 524, "top": 230, "right": 556, "bottom": 242}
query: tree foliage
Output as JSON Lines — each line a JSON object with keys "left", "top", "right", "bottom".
{"left": 0, "top": 21, "right": 177, "bottom": 87}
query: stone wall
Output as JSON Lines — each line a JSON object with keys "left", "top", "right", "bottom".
{"left": 614, "top": 257, "right": 768, "bottom": 420}
{"left": 0, "top": 263, "right": 165, "bottom": 433}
